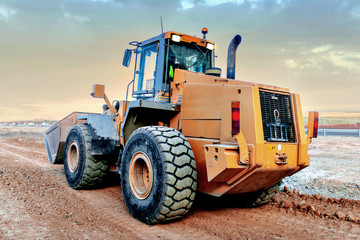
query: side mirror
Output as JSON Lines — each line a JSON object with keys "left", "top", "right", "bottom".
{"left": 90, "top": 84, "right": 117, "bottom": 115}
{"left": 91, "top": 84, "right": 105, "bottom": 98}
{"left": 122, "top": 49, "right": 132, "bottom": 67}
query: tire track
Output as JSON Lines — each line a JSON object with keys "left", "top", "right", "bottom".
{"left": 0, "top": 148, "right": 49, "bottom": 169}
{"left": 0, "top": 139, "right": 47, "bottom": 156}
{"left": 0, "top": 144, "right": 54, "bottom": 240}
{"left": 0, "top": 138, "right": 215, "bottom": 239}
{"left": 1, "top": 133, "right": 359, "bottom": 240}
{"left": 0, "top": 190, "right": 50, "bottom": 240}
{"left": 77, "top": 188, "right": 217, "bottom": 240}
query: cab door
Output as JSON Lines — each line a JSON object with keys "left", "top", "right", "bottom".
{"left": 133, "top": 43, "right": 159, "bottom": 98}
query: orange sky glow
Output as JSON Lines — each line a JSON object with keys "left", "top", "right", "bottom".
{"left": 1, "top": 0, "right": 360, "bottom": 122}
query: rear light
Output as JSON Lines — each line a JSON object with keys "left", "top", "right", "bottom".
{"left": 232, "top": 101, "right": 240, "bottom": 134}
{"left": 313, "top": 112, "right": 319, "bottom": 138}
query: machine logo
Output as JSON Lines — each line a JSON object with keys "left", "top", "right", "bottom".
{"left": 274, "top": 109, "right": 281, "bottom": 124}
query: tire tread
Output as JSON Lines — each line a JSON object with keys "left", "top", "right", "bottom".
{"left": 67, "top": 124, "right": 108, "bottom": 189}
{"left": 125, "top": 126, "right": 197, "bottom": 224}
{"left": 249, "top": 182, "right": 280, "bottom": 207}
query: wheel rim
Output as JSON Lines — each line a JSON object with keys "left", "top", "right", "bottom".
{"left": 129, "top": 152, "right": 153, "bottom": 200}
{"left": 67, "top": 141, "right": 79, "bottom": 173}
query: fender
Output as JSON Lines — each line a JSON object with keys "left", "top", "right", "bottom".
{"left": 76, "top": 114, "right": 120, "bottom": 155}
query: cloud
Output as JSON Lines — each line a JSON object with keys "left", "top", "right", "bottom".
{"left": 285, "top": 57, "right": 321, "bottom": 70}
{"left": 180, "top": 0, "right": 194, "bottom": 10}
{"left": 329, "top": 51, "right": 360, "bottom": 72}
{"left": 350, "top": 6, "right": 360, "bottom": 18}
{"left": 180, "top": 0, "right": 251, "bottom": 10}
{"left": 89, "top": 0, "right": 113, "bottom": 2}
{"left": 312, "top": 44, "right": 333, "bottom": 54}
{"left": 1, "top": 0, "right": 359, "bottom": 116}
{"left": 69, "top": 0, "right": 119, "bottom": 3}
{"left": 285, "top": 45, "right": 360, "bottom": 73}
{"left": 201, "top": 0, "right": 290, "bottom": 8}
{"left": 203, "top": 0, "right": 245, "bottom": 6}
{"left": 285, "top": 59, "right": 297, "bottom": 68}
{"left": 0, "top": 4, "right": 17, "bottom": 22}
{"left": 63, "top": 12, "right": 90, "bottom": 24}
{"left": 178, "top": 0, "right": 291, "bottom": 12}
{"left": 59, "top": 5, "right": 90, "bottom": 24}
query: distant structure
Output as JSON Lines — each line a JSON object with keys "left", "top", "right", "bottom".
{"left": 41, "top": 122, "right": 49, "bottom": 127}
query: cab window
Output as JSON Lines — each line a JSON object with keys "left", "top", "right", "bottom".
{"left": 166, "top": 42, "right": 212, "bottom": 81}
{"left": 135, "top": 43, "right": 158, "bottom": 92}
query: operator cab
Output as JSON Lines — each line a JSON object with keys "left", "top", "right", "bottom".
{"left": 123, "top": 29, "right": 217, "bottom": 102}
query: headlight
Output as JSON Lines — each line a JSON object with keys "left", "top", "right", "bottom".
{"left": 206, "top": 43, "right": 214, "bottom": 50}
{"left": 171, "top": 34, "right": 181, "bottom": 42}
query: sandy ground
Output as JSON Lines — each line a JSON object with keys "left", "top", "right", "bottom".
{"left": 0, "top": 126, "right": 359, "bottom": 240}
{"left": 282, "top": 136, "right": 360, "bottom": 200}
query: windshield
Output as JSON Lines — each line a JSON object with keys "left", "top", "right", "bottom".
{"left": 167, "top": 42, "right": 212, "bottom": 73}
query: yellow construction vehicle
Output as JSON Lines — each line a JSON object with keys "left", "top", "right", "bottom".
{"left": 44, "top": 28, "right": 318, "bottom": 224}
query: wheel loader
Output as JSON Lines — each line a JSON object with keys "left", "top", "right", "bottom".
{"left": 44, "top": 28, "right": 319, "bottom": 224}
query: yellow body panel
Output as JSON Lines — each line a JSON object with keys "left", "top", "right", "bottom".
{"left": 172, "top": 69, "right": 311, "bottom": 197}
{"left": 182, "top": 120, "right": 220, "bottom": 139}
{"left": 89, "top": 70, "right": 313, "bottom": 197}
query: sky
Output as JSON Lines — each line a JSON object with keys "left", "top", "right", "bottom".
{"left": 0, "top": 0, "right": 360, "bottom": 121}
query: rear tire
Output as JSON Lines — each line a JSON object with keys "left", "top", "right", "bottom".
{"left": 247, "top": 182, "right": 281, "bottom": 207}
{"left": 121, "top": 126, "right": 197, "bottom": 224}
{"left": 64, "top": 124, "right": 108, "bottom": 189}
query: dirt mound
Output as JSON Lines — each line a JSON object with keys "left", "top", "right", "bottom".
{"left": 273, "top": 186, "right": 360, "bottom": 224}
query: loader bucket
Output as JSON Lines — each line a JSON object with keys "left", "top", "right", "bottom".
{"left": 43, "top": 112, "right": 92, "bottom": 164}
{"left": 44, "top": 124, "right": 62, "bottom": 164}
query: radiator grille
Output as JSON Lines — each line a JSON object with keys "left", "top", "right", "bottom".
{"left": 259, "top": 90, "right": 296, "bottom": 142}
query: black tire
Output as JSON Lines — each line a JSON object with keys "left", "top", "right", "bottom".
{"left": 121, "top": 126, "right": 197, "bottom": 224}
{"left": 247, "top": 182, "right": 281, "bottom": 207}
{"left": 64, "top": 124, "right": 108, "bottom": 189}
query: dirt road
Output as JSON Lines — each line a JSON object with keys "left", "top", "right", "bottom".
{"left": 0, "top": 127, "right": 359, "bottom": 239}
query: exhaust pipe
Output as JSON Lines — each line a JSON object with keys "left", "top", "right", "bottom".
{"left": 227, "top": 35, "right": 242, "bottom": 79}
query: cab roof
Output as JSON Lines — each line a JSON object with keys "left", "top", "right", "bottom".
{"left": 140, "top": 31, "right": 215, "bottom": 49}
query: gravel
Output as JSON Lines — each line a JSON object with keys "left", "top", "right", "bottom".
{"left": 282, "top": 136, "right": 360, "bottom": 200}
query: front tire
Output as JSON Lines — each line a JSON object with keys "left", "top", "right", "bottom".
{"left": 121, "top": 126, "right": 197, "bottom": 224}
{"left": 64, "top": 124, "right": 108, "bottom": 189}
